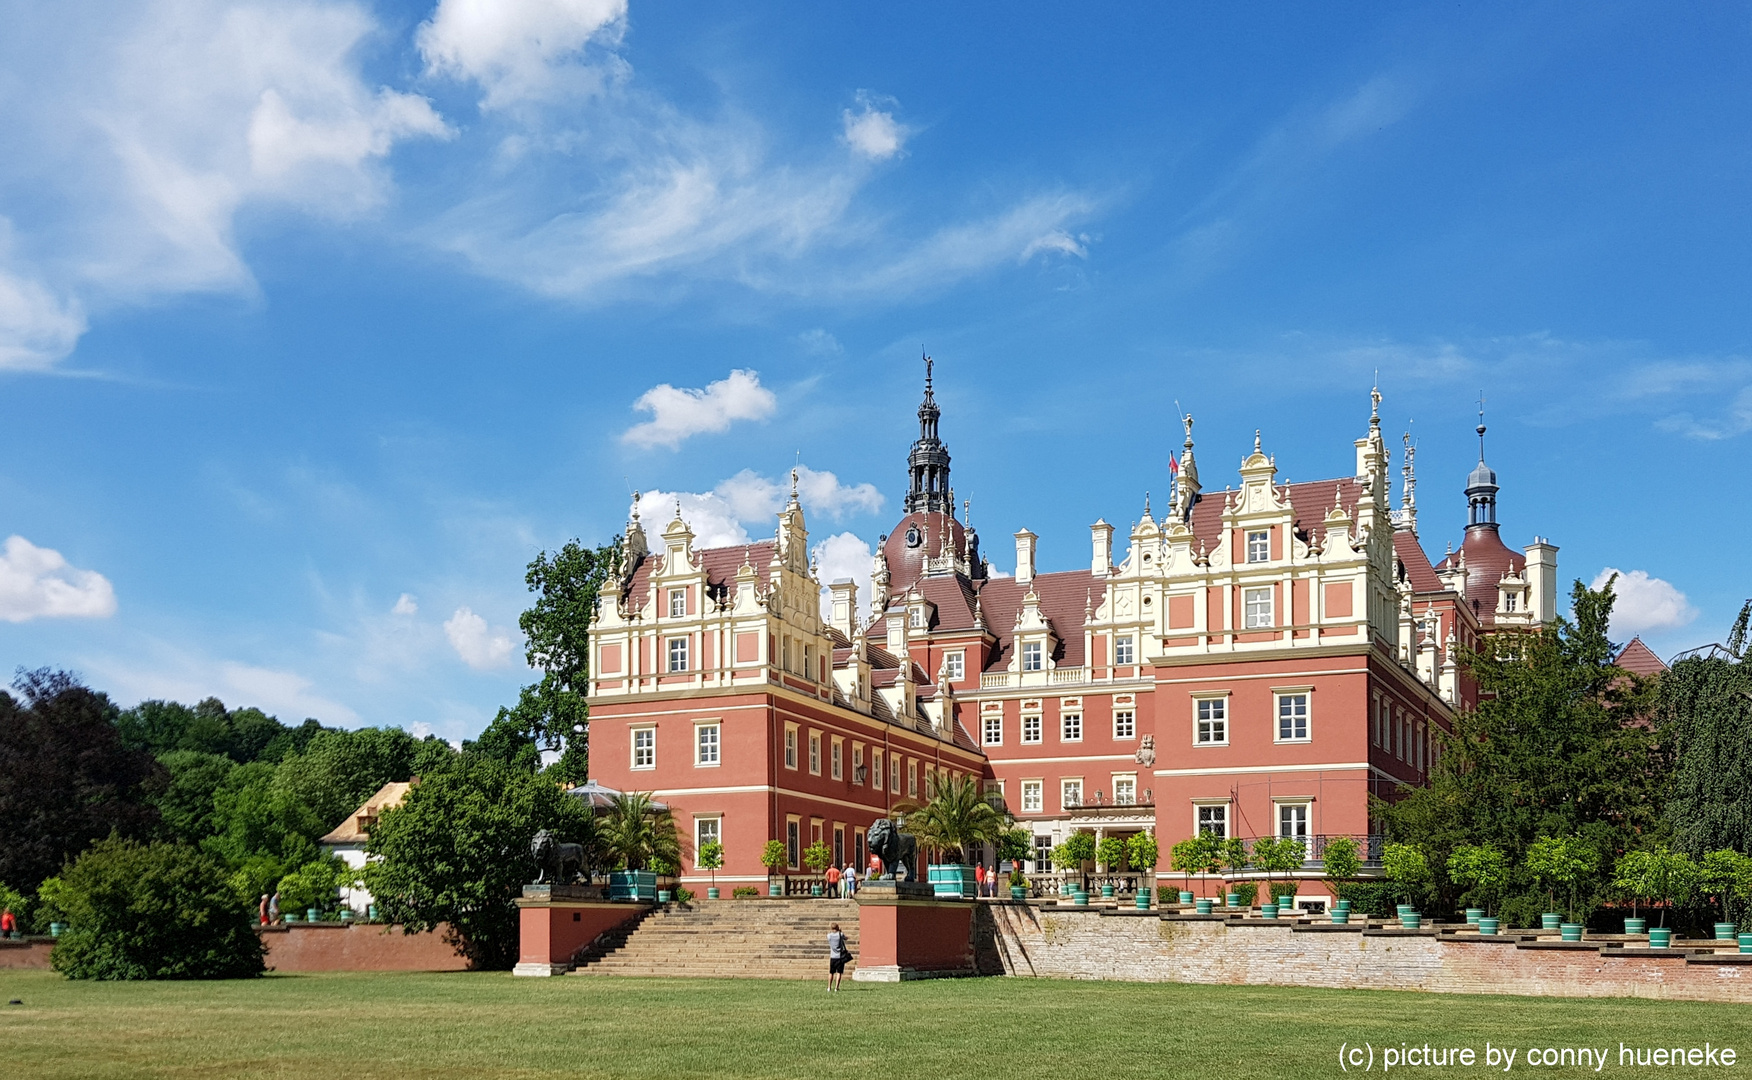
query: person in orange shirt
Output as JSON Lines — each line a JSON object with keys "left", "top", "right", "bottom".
{"left": 1, "top": 908, "right": 16, "bottom": 938}
{"left": 825, "top": 864, "right": 841, "bottom": 899}
{"left": 975, "top": 863, "right": 987, "bottom": 898}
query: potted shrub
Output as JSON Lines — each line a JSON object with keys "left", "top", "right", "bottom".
{"left": 1128, "top": 832, "right": 1159, "bottom": 910}
{"left": 1447, "top": 842, "right": 1508, "bottom": 928}
{"left": 1321, "top": 836, "right": 1362, "bottom": 923}
{"left": 1168, "top": 838, "right": 1202, "bottom": 905}
{"left": 1698, "top": 849, "right": 1752, "bottom": 940}
{"left": 698, "top": 840, "right": 724, "bottom": 899}
{"left": 1008, "top": 867, "right": 1028, "bottom": 901}
{"left": 997, "top": 828, "right": 1033, "bottom": 881}
{"left": 1256, "top": 838, "right": 1306, "bottom": 915}
{"left": 1220, "top": 837, "right": 1249, "bottom": 907}
{"left": 898, "top": 775, "right": 1011, "bottom": 899}
{"left": 1526, "top": 834, "right": 1597, "bottom": 938}
{"left": 1052, "top": 833, "right": 1096, "bottom": 896}
{"left": 1618, "top": 846, "right": 1695, "bottom": 946}
{"left": 761, "top": 840, "right": 788, "bottom": 896}
{"left": 1096, "top": 836, "right": 1127, "bottom": 898}
{"left": 602, "top": 792, "right": 680, "bottom": 902}
{"left": 803, "top": 841, "right": 832, "bottom": 895}
{"left": 1381, "top": 843, "right": 1430, "bottom": 927}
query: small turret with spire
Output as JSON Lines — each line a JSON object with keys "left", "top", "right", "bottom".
{"left": 905, "top": 354, "right": 953, "bottom": 515}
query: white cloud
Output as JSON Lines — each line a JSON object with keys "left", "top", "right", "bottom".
{"left": 444, "top": 606, "right": 517, "bottom": 669}
{"left": 796, "top": 328, "right": 843, "bottom": 357}
{"left": 0, "top": 226, "right": 86, "bottom": 370}
{"left": 1592, "top": 567, "right": 1698, "bottom": 637}
{"left": 219, "top": 661, "right": 362, "bottom": 724}
{"left": 409, "top": 720, "right": 434, "bottom": 739}
{"left": 392, "top": 593, "right": 419, "bottom": 615}
{"left": 634, "top": 464, "right": 885, "bottom": 550}
{"left": 813, "top": 531, "right": 874, "bottom": 622}
{"left": 622, "top": 368, "right": 777, "bottom": 448}
{"left": 87, "top": 648, "right": 361, "bottom": 726}
{"left": 841, "top": 96, "right": 907, "bottom": 161}
{"left": 0, "top": 535, "right": 117, "bottom": 622}
{"left": 418, "top": 0, "right": 627, "bottom": 109}
{"left": 1021, "top": 230, "right": 1089, "bottom": 261}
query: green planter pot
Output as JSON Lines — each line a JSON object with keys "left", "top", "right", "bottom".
{"left": 367, "top": 904, "right": 378, "bottom": 922}
{"left": 1478, "top": 917, "right": 1500, "bottom": 936}
{"left": 1261, "top": 904, "right": 1279, "bottom": 920}
{"left": 1195, "top": 899, "right": 1214, "bottom": 914}
{"left": 1715, "top": 922, "right": 1737, "bottom": 940}
{"left": 1540, "top": 912, "right": 1561, "bottom": 931}
{"left": 1396, "top": 904, "right": 1415, "bottom": 918}
{"left": 810, "top": 884, "right": 822, "bottom": 897}
{"left": 1178, "top": 890, "right": 1195, "bottom": 905}
{"left": 706, "top": 887, "right": 720, "bottom": 899}
{"left": 307, "top": 908, "right": 319, "bottom": 923}
{"left": 1136, "top": 891, "right": 1152, "bottom": 911}
{"left": 1648, "top": 927, "right": 1673, "bottom": 949}
{"left": 1624, "top": 917, "right": 1646, "bottom": 935}
{"left": 1072, "top": 892, "right": 1089, "bottom": 907}
{"left": 1010, "top": 886, "right": 1027, "bottom": 901}
{"left": 658, "top": 890, "right": 673, "bottom": 903}
{"left": 1400, "top": 913, "right": 1422, "bottom": 929}
{"left": 1226, "top": 892, "right": 1241, "bottom": 908}
{"left": 1738, "top": 933, "right": 1752, "bottom": 954}
{"left": 1060, "top": 881, "right": 1074, "bottom": 897}
{"left": 767, "top": 884, "right": 781, "bottom": 897}
{"left": 1331, "top": 911, "right": 1350, "bottom": 925}
{"left": 49, "top": 922, "right": 65, "bottom": 937}
{"left": 1101, "top": 884, "right": 1116, "bottom": 899}
{"left": 1464, "top": 908, "right": 1485, "bottom": 925}
{"left": 283, "top": 913, "right": 299, "bottom": 924}
{"left": 609, "top": 871, "right": 658, "bottom": 902}
{"left": 1560, "top": 923, "right": 1584, "bottom": 942}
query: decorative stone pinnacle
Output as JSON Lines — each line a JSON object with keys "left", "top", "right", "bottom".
{"left": 1254, "top": 429, "right": 1262, "bottom": 454}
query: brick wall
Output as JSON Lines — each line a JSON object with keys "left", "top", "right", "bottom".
{"left": 982, "top": 907, "right": 1752, "bottom": 1003}
{"left": 0, "top": 938, "right": 53, "bottom": 969}
{"left": 261, "top": 923, "right": 470, "bottom": 972}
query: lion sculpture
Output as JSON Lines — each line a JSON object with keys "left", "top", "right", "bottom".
{"left": 531, "top": 829, "right": 586, "bottom": 885}
{"left": 866, "top": 818, "right": 919, "bottom": 882}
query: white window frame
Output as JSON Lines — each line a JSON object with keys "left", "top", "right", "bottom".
{"left": 668, "top": 588, "right": 686, "bottom": 618}
{"left": 1276, "top": 801, "right": 1311, "bottom": 841}
{"left": 631, "top": 726, "right": 655, "bottom": 770}
{"left": 982, "top": 714, "right": 1002, "bottom": 746}
{"left": 1194, "top": 801, "right": 1229, "bottom": 838}
{"left": 1243, "top": 586, "right": 1274, "bottom": 629}
{"left": 695, "top": 722, "right": 720, "bottom": 766}
{"left": 1114, "top": 635, "right": 1135, "bottom": 665}
{"left": 909, "top": 608, "right": 924, "bottom": 629}
{"left": 1112, "top": 773, "right": 1137, "bottom": 806}
{"left": 1060, "top": 778, "right": 1083, "bottom": 812}
{"left": 1033, "top": 834, "right": 1053, "bottom": 871}
{"left": 944, "top": 651, "right": 965, "bottom": 682}
{"left": 1246, "top": 530, "right": 1270, "bottom": 564}
{"left": 907, "top": 759, "right": 918, "bottom": 799}
{"left": 808, "top": 731, "right": 821, "bottom": 775}
{"left": 852, "top": 744, "right": 865, "bottom": 784}
{"left": 1021, "top": 641, "right": 1043, "bottom": 671}
{"left": 1022, "top": 714, "right": 1043, "bottom": 744}
{"left": 871, "top": 751, "right": 883, "bottom": 791}
{"left": 1021, "top": 780, "right": 1043, "bottom": 814}
{"left": 1194, "top": 694, "right": 1229, "bottom": 746}
{"left": 889, "top": 752, "right": 900, "bottom": 794}
{"left": 831, "top": 736, "right": 843, "bottom": 781}
{"left": 694, "top": 816, "right": 720, "bottom": 866}
{"left": 1275, "top": 689, "right": 1311, "bottom": 743}
{"left": 667, "top": 636, "right": 689, "bottom": 673}
{"left": 784, "top": 725, "right": 798, "bottom": 770}
{"left": 1061, "top": 712, "right": 1082, "bottom": 743}
{"left": 1113, "top": 709, "right": 1136, "bottom": 740}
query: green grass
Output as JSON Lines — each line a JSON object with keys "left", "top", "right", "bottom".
{"left": 1, "top": 969, "right": 1746, "bottom": 1079}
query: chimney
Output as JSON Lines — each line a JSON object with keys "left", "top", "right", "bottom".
{"left": 1090, "top": 520, "right": 1114, "bottom": 577}
{"left": 1523, "top": 538, "right": 1560, "bottom": 625}
{"left": 1015, "top": 529, "right": 1037, "bottom": 585}
{"left": 828, "top": 580, "right": 858, "bottom": 638}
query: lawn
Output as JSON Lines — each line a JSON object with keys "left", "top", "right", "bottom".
{"left": 1, "top": 969, "right": 1746, "bottom": 1079}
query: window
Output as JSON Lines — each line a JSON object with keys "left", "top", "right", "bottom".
{"left": 1061, "top": 713, "right": 1082, "bottom": 742}
{"left": 1022, "top": 714, "right": 1042, "bottom": 744}
{"left": 668, "top": 588, "right": 686, "bottom": 618}
{"left": 1021, "top": 641, "right": 1043, "bottom": 671}
{"left": 1021, "top": 780, "right": 1043, "bottom": 813}
{"left": 852, "top": 745, "right": 865, "bottom": 783}
{"left": 1061, "top": 778, "right": 1083, "bottom": 811}
{"left": 1504, "top": 593, "right": 1518, "bottom": 612}
{"left": 944, "top": 651, "right": 965, "bottom": 682}
{"left": 982, "top": 714, "right": 1002, "bottom": 746}
{"left": 872, "top": 752, "right": 883, "bottom": 791}
{"left": 907, "top": 760, "right": 918, "bottom": 798}
{"left": 1113, "top": 710, "right": 1135, "bottom": 739}
{"left": 1033, "top": 834, "right": 1053, "bottom": 870}
{"left": 833, "top": 826, "right": 845, "bottom": 865}
{"left": 694, "top": 817, "right": 720, "bottom": 865}
{"left": 1276, "top": 692, "right": 1310, "bottom": 742}
{"left": 909, "top": 608, "right": 924, "bottom": 628}
{"left": 831, "top": 737, "right": 843, "bottom": 780}
{"left": 1243, "top": 587, "right": 1274, "bottom": 629}
{"left": 1247, "top": 530, "right": 1270, "bottom": 563}
{"left": 808, "top": 731, "right": 821, "bottom": 775}
{"left": 889, "top": 753, "right": 900, "bottom": 794}
{"left": 1114, "top": 775, "right": 1136, "bottom": 805}
{"left": 1195, "top": 697, "right": 1228, "bottom": 745}
{"left": 667, "top": 637, "right": 689, "bottom": 672}
{"left": 1197, "top": 803, "right": 1228, "bottom": 838}
{"left": 631, "top": 727, "right": 655, "bottom": 769}
{"left": 1114, "top": 636, "right": 1135, "bottom": 665}
{"left": 1277, "top": 803, "right": 1310, "bottom": 841}
{"left": 786, "top": 818, "right": 800, "bottom": 869}
{"left": 696, "top": 723, "right": 720, "bottom": 766}
{"left": 784, "top": 725, "right": 798, "bottom": 769}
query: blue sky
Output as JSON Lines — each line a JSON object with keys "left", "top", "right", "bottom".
{"left": 1, "top": 1, "right": 1745, "bottom": 741}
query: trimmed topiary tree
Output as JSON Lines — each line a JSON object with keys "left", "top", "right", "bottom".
{"left": 1446, "top": 842, "right": 1509, "bottom": 916}
{"left": 1096, "top": 836, "right": 1128, "bottom": 874}
{"left": 1321, "top": 836, "right": 1362, "bottom": 904}
{"left": 48, "top": 837, "right": 265, "bottom": 980}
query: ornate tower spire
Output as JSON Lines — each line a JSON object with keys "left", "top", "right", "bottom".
{"left": 1172, "top": 413, "right": 1202, "bottom": 523}
{"left": 904, "top": 353, "right": 953, "bottom": 514}
{"left": 1397, "top": 429, "right": 1418, "bottom": 535}
{"left": 1465, "top": 393, "right": 1499, "bottom": 531}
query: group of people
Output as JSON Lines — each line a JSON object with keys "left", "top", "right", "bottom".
{"left": 256, "top": 892, "right": 282, "bottom": 925}
{"left": 821, "top": 861, "right": 861, "bottom": 898}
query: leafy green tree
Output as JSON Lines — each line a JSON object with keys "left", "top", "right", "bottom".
{"left": 1053, "top": 833, "right": 1096, "bottom": 873}
{"left": 1613, "top": 846, "right": 1696, "bottom": 928}
{"left": 997, "top": 828, "right": 1034, "bottom": 867}
{"left": 1662, "top": 602, "right": 1752, "bottom": 857}
{"left": 149, "top": 750, "right": 236, "bottom": 844}
{"left": 1446, "top": 843, "right": 1509, "bottom": 915}
{"left": 47, "top": 837, "right": 265, "bottom": 980}
{"left": 803, "top": 841, "right": 833, "bottom": 874}
{"left": 1220, "top": 836, "right": 1250, "bottom": 888}
{"left": 1322, "top": 836, "right": 1363, "bottom": 902}
{"left": 600, "top": 791, "right": 679, "bottom": 872}
{"left": 1525, "top": 835, "right": 1599, "bottom": 922}
{"left": 698, "top": 840, "right": 724, "bottom": 890}
{"left": 365, "top": 755, "right": 595, "bottom": 968}
{"left": 896, "top": 774, "right": 1010, "bottom": 860}
{"left": 1381, "top": 843, "right": 1431, "bottom": 908}
{"left": 485, "top": 539, "right": 621, "bottom": 779}
{"left": 276, "top": 856, "right": 348, "bottom": 914}
{"left": 1253, "top": 836, "right": 1306, "bottom": 903}
{"left": 269, "top": 727, "right": 419, "bottom": 840}
{"left": 115, "top": 698, "right": 324, "bottom": 764}
{"left": 206, "top": 761, "right": 318, "bottom": 870}
{"left": 0, "top": 670, "right": 164, "bottom": 894}
{"left": 761, "top": 840, "right": 788, "bottom": 876}
{"left": 1096, "top": 836, "right": 1128, "bottom": 873}
{"left": 1697, "top": 849, "right": 1752, "bottom": 925}
{"left": 1127, "top": 831, "right": 1159, "bottom": 874}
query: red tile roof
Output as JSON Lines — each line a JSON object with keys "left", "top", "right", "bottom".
{"left": 1614, "top": 636, "right": 1668, "bottom": 676}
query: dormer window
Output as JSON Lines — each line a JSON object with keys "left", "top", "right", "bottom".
{"left": 1246, "top": 530, "right": 1270, "bottom": 563}
{"left": 1021, "top": 642, "right": 1043, "bottom": 672}
{"left": 668, "top": 589, "right": 685, "bottom": 618}
{"left": 1504, "top": 593, "right": 1518, "bottom": 612}
{"left": 909, "top": 608, "right": 924, "bottom": 629}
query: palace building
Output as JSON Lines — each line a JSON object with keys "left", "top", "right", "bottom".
{"left": 585, "top": 366, "right": 1559, "bottom": 894}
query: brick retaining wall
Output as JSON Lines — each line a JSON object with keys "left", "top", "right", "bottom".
{"left": 0, "top": 938, "right": 53, "bottom": 969}
{"left": 981, "top": 906, "right": 1752, "bottom": 1003}
{"left": 261, "top": 923, "right": 469, "bottom": 972}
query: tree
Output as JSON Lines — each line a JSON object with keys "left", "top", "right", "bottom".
{"left": 1525, "top": 835, "right": 1599, "bottom": 922}
{"left": 996, "top": 828, "right": 1033, "bottom": 867}
{"left": 1127, "top": 832, "right": 1159, "bottom": 875}
{"left": 0, "top": 670, "right": 163, "bottom": 894}
{"left": 1381, "top": 843, "right": 1431, "bottom": 909}
{"left": 1052, "top": 833, "right": 1096, "bottom": 875}
{"left": 698, "top": 840, "right": 724, "bottom": 890}
{"left": 1697, "top": 849, "right": 1752, "bottom": 925}
{"left": 761, "top": 840, "right": 788, "bottom": 877}
{"left": 1322, "top": 836, "right": 1363, "bottom": 902}
{"left": 1662, "top": 602, "right": 1752, "bottom": 857}
{"left": 46, "top": 837, "right": 265, "bottom": 980}
{"left": 1446, "top": 843, "right": 1509, "bottom": 916}
{"left": 150, "top": 751, "right": 236, "bottom": 844}
{"left": 489, "top": 539, "right": 621, "bottom": 779}
{"left": 269, "top": 727, "right": 418, "bottom": 840}
{"left": 896, "top": 774, "right": 1010, "bottom": 861}
{"left": 803, "top": 841, "right": 832, "bottom": 874}
{"left": 1096, "top": 836, "right": 1128, "bottom": 873}
{"left": 600, "top": 792, "right": 680, "bottom": 872}
{"left": 364, "top": 756, "right": 595, "bottom": 968}
{"left": 1376, "top": 579, "right": 1663, "bottom": 915}
{"left": 1220, "top": 836, "right": 1250, "bottom": 887}
{"left": 276, "top": 856, "right": 349, "bottom": 914}
{"left": 1254, "top": 836, "right": 1306, "bottom": 903}
{"left": 1613, "top": 846, "right": 1696, "bottom": 928}
{"left": 115, "top": 697, "right": 326, "bottom": 764}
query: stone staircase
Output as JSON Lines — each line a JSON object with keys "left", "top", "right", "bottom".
{"left": 571, "top": 898, "right": 859, "bottom": 979}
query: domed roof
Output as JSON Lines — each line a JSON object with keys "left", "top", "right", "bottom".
{"left": 1466, "top": 459, "right": 1497, "bottom": 492}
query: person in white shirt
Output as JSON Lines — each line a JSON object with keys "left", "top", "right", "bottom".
{"left": 842, "top": 863, "right": 858, "bottom": 898}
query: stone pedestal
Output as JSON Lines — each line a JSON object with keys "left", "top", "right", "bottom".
{"left": 513, "top": 884, "right": 647, "bottom": 977}
{"left": 853, "top": 879, "right": 976, "bottom": 982}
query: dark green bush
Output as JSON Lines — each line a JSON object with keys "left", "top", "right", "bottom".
{"left": 48, "top": 837, "right": 265, "bottom": 980}
{"left": 732, "top": 886, "right": 759, "bottom": 898}
{"left": 1335, "top": 881, "right": 1395, "bottom": 916}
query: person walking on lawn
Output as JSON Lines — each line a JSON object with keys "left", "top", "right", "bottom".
{"left": 827, "top": 922, "right": 850, "bottom": 990}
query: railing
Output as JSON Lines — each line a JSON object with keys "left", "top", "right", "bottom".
{"left": 1065, "top": 789, "right": 1156, "bottom": 810}
{"left": 1308, "top": 834, "right": 1386, "bottom": 868}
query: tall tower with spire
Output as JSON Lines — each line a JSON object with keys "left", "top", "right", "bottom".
{"left": 904, "top": 355, "right": 953, "bottom": 515}
{"left": 1464, "top": 404, "right": 1499, "bottom": 531}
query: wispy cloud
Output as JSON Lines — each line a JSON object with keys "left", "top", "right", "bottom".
{"left": 623, "top": 368, "right": 777, "bottom": 449}
{"left": 841, "top": 93, "right": 908, "bottom": 161}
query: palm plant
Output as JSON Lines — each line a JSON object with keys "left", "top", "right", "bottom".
{"left": 601, "top": 792, "right": 681, "bottom": 872}
{"left": 895, "top": 774, "right": 1011, "bottom": 862}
